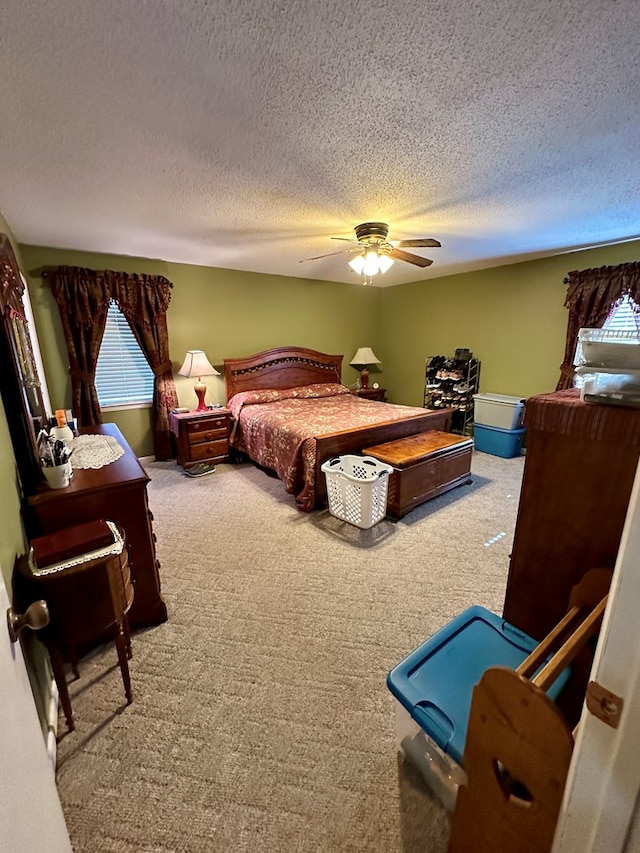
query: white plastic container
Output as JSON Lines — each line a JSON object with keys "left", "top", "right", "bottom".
{"left": 575, "top": 366, "right": 640, "bottom": 408}
{"left": 393, "top": 698, "right": 467, "bottom": 812}
{"left": 473, "top": 393, "right": 525, "bottom": 430}
{"left": 42, "top": 461, "right": 72, "bottom": 490}
{"left": 575, "top": 328, "right": 640, "bottom": 369}
{"left": 321, "top": 455, "right": 393, "bottom": 529}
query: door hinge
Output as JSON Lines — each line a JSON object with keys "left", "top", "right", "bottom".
{"left": 586, "top": 681, "right": 624, "bottom": 729}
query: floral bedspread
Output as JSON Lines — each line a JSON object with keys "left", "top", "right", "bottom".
{"left": 227, "top": 383, "right": 428, "bottom": 511}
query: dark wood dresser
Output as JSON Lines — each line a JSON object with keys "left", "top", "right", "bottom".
{"left": 27, "top": 423, "right": 167, "bottom": 628}
{"left": 503, "top": 389, "right": 640, "bottom": 641}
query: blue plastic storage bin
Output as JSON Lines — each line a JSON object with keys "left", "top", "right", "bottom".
{"left": 473, "top": 424, "right": 526, "bottom": 458}
{"left": 387, "top": 605, "right": 570, "bottom": 766}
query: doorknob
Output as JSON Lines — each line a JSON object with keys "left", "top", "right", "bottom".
{"left": 7, "top": 600, "right": 50, "bottom": 643}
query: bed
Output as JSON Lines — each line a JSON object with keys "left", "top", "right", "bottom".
{"left": 224, "top": 346, "right": 452, "bottom": 510}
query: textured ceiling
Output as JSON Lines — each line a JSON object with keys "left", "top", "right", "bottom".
{"left": 0, "top": 0, "right": 639, "bottom": 287}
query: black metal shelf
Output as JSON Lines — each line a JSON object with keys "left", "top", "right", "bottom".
{"left": 424, "top": 353, "right": 481, "bottom": 436}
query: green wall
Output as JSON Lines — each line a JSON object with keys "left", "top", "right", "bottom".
{"left": 21, "top": 245, "right": 382, "bottom": 456}
{"left": 5, "top": 223, "right": 640, "bottom": 734}
{"left": 380, "top": 240, "right": 640, "bottom": 407}
{"left": 20, "top": 237, "right": 640, "bottom": 453}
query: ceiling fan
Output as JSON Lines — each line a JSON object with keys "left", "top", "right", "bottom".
{"left": 300, "top": 222, "right": 441, "bottom": 281}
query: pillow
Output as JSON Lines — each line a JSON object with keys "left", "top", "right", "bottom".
{"left": 227, "top": 383, "right": 351, "bottom": 416}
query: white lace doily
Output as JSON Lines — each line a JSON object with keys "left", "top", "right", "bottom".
{"left": 70, "top": 434, "right": 125, "bottom": 469}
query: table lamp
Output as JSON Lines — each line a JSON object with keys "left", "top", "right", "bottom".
{"left": 178, "top": 350, "right": 220, "bottom": 411}
{"left": 350, "top": 347, "right": 381, "bottom": 389}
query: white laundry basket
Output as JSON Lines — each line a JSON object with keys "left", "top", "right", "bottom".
{"left": 321, "top": 455, "right": 393, "bottom": 529}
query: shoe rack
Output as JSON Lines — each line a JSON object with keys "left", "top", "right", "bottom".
{"left": 423, "top": 351, "right": 481, "bottom": 436}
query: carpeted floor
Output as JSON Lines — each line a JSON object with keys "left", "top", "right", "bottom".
{"left": 55, "top": 450, "right": 525, "bottom": 852}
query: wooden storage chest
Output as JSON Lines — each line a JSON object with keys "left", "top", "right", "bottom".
{"left": 363, "top": 431, "right": 473, "bottom": 518}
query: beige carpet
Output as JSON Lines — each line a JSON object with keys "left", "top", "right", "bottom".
{"left": 55, "top": 450, "right": 525, "bottom": 852}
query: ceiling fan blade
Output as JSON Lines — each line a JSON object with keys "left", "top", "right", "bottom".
{"left": 299, "top": 247, "right": 363, "bottom": 262}
{"left": 394, "top": 238, "right": 441, "bottom": 248}
{"left": 389, "top": 248, "right": 434, "bottom": 267}
{"left": 330, "top": 237, "right": 360, "bottom": 243}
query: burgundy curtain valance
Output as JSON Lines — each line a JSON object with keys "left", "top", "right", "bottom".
{"left": 103, "top": 270, "right": 174, "bottom": 327}
{"left": 49, "top": 267, "right": 111, "bottom": 328}
{"left": 49, "top": 266, "right": 178, "bottom": 460}
{"left": 564, "top": 262, "right": 640, "bottom": 322}
{"left": 557, "top": 261, "right": 640, "bottom": 390}
{"left": 50, "top": 267, "right": 174, "bottom": 324}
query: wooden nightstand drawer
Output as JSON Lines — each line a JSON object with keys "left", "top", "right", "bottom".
{"left": 187, "top": 425, "right": 228, "bottom": 444}
{"left": 189, "top": 438, "right": 229, "bottom": 462}
{"left": 186, "top": 417, "right": 229, "bottom": 436}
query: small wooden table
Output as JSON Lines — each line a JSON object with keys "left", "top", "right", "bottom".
{"left": 352, "top": 387, "right": 387, "bottom": 402}
{"left": 15, "top": 521, "right": 135, "bottom": 732}
{"left": 170, "top": 409, "right": 232, "bottom": 471}
{"left": 363, "top": 431, "right": 473, "bottom": 518}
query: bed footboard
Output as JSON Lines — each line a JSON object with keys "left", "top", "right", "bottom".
{"left": 314, "top": 409, "right": 452, "bottom": 507}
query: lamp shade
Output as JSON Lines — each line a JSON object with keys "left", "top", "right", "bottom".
{"left": 178, "top": 350, "right": 220, "bottom": 379}
{"left": 350, "top": 347, "right": 381, "bottom": 367}
{"left": 348, "top": 255, "right": 365, "bottom": 275}
{"left": 178, "top": 350, "right": 220, "bottom": 411}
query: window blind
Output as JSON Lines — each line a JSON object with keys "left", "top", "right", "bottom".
{"left": 95, "top": 302, "right": 154, "bottom": 407}
{"left": 574, "top": 295, "right": 640, "bottom": 389}
{"left": 603, "top": 294, "right": 640, "bottom": 331}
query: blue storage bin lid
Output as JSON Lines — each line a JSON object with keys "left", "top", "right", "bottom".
{"left": 473, "top": 424, "right": 527, "bottom": 436}
{"left": 387, "top": 605, "right": 570, "bottom": 765}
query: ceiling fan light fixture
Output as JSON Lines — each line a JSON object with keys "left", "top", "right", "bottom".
{"left": 348, "top": 248, "right": 394, "bottom": 281}
{"left": 363, "top": 248, "right": 381, "bottom": 277}
{"left": 308, "top": 221, "right": 437, "bottom": 281}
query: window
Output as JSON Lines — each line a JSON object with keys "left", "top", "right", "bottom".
{"left": 602, "top": 293, "right": 640, "bottom": 331}
{"left": 95, "top": 302, "right": 154, "bottom": 408}
{"left": 574, "top": 294, "right": 640, "bottom": 388}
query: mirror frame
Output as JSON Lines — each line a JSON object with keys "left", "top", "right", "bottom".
{"left": 0, "top": 233, "right": 47, "bottom": 496}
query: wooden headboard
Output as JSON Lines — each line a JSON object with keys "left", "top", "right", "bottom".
{"left": 224, "top": 346, "right": 343, "bottom": 402}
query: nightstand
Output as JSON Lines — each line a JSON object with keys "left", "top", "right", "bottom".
{"left": 352, "top": 387, "right": 387, "bottom": 402}
{"left": 171, "top": 409, "right": 232, "bottom": 471}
